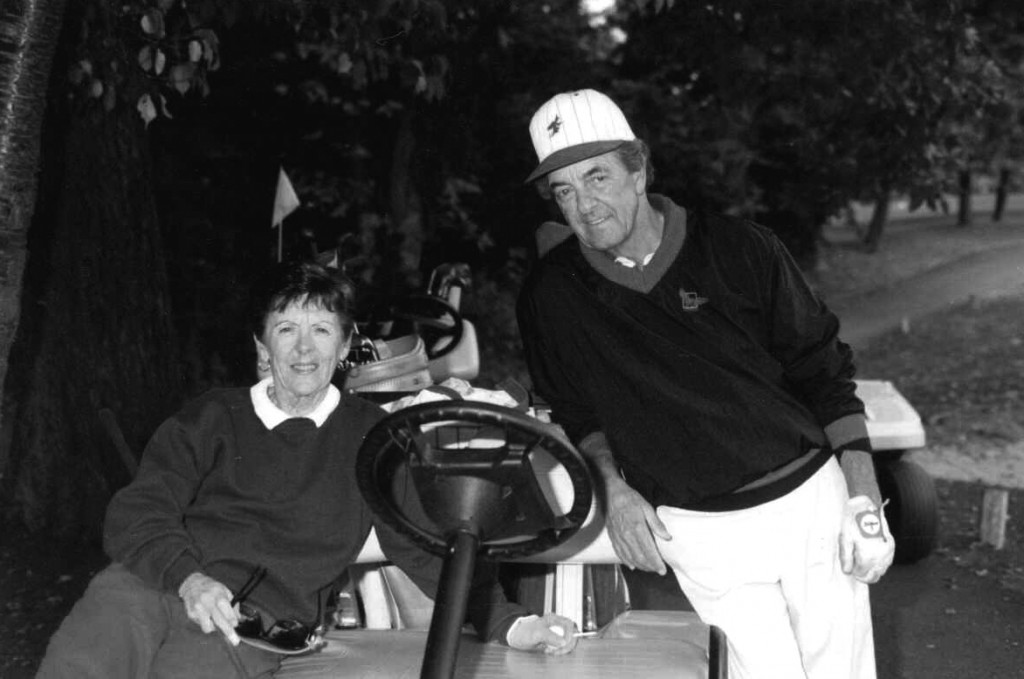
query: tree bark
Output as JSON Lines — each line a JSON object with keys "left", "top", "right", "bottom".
{"left": 958, "top": 170, "right": 972, "bottom": 227}
{"left": 863, "top": 189, "right": 890, "bottom": 253}
{"left": 0, "top": 0, "right": 69, "bottom": 482}
{"left": 1, "top": 1, "right": 181, "bottom": 535}
{"left": 390, "top": 109, "right": 424, "bottom": 291}
{"left": 993, "top": 167, "right": 1010, "bottom": 223}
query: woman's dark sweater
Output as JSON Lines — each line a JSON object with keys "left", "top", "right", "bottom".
{"left": 103, "top": 387, "right": 523, "bottom": 640}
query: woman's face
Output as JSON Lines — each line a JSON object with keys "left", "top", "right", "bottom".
{"left": 254, "top": 297, "right": 350, "bottom": 414}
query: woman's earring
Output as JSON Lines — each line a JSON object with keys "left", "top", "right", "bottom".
{"left": 257, "top": 360, "right": 270, "bottom": 373}
{"left": 337, "top": 358, "right": 352, "bottom": 372}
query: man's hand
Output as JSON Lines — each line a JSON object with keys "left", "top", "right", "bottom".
{"left": 577, "top": 431, "right": 670, "bottom": 573}
{"left": 604, "top": 478, "right": 671, "bottom": 574}
{"left": 507, "top": 613, "right": 579, "bottom": 656}
{"left": 839, "top": 495, "right": 895, "bottom": 583}
{"left": 178, "top": 572, "right": 241, "bottom": 645}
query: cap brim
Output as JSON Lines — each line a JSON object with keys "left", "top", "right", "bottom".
{"left": 524, "top": 140, "right": 628, "bottom": 184}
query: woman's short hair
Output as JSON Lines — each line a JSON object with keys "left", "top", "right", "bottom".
{"left": 248, "top": 261, "right": 356, "bottom": 339}
{"left": 532, "top": 139, "right": 654, "bottom": 200}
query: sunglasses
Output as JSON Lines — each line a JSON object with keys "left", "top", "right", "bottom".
{"left": 231, "top": 566, "right": 323, "bottom": 654}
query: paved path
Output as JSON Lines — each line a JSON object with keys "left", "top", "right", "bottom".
{"left": 831, "top": 242, "right": 1024, "bottom": 351}
{"left": 826, "top": 209, "right": 1024, "bottom": 489}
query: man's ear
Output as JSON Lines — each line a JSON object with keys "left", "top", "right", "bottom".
{"left": 633, "top": 166, "right": 647, "bottom": 196}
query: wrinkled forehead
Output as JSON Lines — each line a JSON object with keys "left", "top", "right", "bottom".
{"left": 545, "top": 150, "right": 629, "bottom": 186}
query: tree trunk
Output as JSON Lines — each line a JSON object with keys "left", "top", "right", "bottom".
{"left": 863, "top": 190, "right": 890, "bottom": 253}
{"left": 958, "top": 170, "right": 972, "bottom": 227}
{"left": 0, "top": 0, "right": 68, "bottom": 481}
{"left": 390, "top": 110, "right": 424, "bottom": 291}
{"left": 1, "top": 5, "right": 181, "bottom": 535}
{"left": 993, "top": 167, "right": 1010, "bottom": 223}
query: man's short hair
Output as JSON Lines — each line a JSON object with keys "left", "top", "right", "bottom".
{"left": 532, "top": 139, "right": 655, "bottom": 200}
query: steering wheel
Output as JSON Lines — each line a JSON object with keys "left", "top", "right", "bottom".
{"left": 390, "top": 294, "right": 464, "bottom": 360}
{"left": 355, "top": 401, "right": 593, "bottom": 560}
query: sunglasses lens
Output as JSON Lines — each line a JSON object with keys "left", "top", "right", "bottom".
{"left": 235, "top": 604, "right": 263, "bottom": 638}
{"left": 264, "top": 619, "right": 311, "bottom": 651}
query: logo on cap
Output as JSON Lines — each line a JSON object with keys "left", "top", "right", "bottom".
{"left": 547, "top": 116, "right": 562, "bottom": 137}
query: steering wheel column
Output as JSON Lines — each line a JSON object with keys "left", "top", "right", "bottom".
{"left": 357, "top": 402, "right": 593, "bottom": 679}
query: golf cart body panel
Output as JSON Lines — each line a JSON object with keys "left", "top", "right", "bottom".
{"left": 276, "top": 623, "right": 712, "bottom": 679}
{"left": 856, "top": 379, "right": 927, "bottom": 451}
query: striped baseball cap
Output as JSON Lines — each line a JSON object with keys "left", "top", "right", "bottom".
{"left": 525, "top": 89, "right": 635, "bottom": 183}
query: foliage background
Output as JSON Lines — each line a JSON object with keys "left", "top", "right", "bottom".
{"left": 0, "top": 0, "right": 1022, "bottom": 534}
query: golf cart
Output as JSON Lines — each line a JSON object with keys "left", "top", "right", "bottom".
{"left": 274, "top": 263, "right": 728, "bottom": 678}
{"left": 275, "top": 258, "right": 935, "bottom": 678}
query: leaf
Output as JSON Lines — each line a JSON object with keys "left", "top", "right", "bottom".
{"left": 337, "top": 52, "right": 353, "bottom": 75}
{"left": 188, "top": 40, "right": 203, "bottom": 63}
{"left": 169, "top": 63, "right": 194, "bottom": 95}
{"left": 158, "top": 94, "right": 173, "bottom": 119}
{"left": 89, "top": 79, "right": 104, "bottom": 99}
{"left": 103, "top": 82, "right": 116, "bottom": 112}
{"left": 154, "top": 49, "right": 166, "bottom": 76}
{"left": 424, "top": 74, "right": 445, "bottom": 101}
{"left": 352, "top": 60, "right": 367, "bottom": 91}
{"left": 194, "top": 29, "right": 220, "bottom": 70}
{"left": 137, "top": 46, "right": 153, "bottom": 72}
{"left": 69, "top": 60, "right": 90, "bottom": 85}
{"left": 137, "top": 93, "right": 158, "bottom": 128}
{"left": 140, "top": 10, "right": 164, "bottom": 38}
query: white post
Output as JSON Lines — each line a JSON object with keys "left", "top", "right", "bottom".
{"left": 980, "top": 487, "right": 1009, "bottom": 550}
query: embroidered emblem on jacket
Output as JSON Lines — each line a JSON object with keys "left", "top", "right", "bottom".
{"left": 679, "top": 289, "right": 709, "bottom": 311}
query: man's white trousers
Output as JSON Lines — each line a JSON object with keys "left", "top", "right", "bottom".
{"left": 655, "top": 458, "right": 876, "bottom": 679}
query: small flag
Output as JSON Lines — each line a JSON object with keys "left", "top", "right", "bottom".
{"left": 272, "top": 167, "right": 300, "bottom": 228}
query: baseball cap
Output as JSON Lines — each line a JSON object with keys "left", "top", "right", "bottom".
{"left": 525, "top": 89, "right": 636, "bottom": 184}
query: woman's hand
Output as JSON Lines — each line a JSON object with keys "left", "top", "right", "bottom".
{"left": 178, "top": 572, "right": 241, "bottom": 645}
{"left": 507, "top": 613, "right": 580, "bottom": 655}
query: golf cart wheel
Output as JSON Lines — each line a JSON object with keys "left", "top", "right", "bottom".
{"left": 875, "top": 457, "right": 938, "bottom": 564}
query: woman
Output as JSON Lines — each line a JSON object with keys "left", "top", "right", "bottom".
{"left": 36, "top": 261, "right": 576, "bottom": 679}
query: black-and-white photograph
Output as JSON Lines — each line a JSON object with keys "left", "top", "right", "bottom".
{"left": 2, "top": 1, "right": 1023, "bottom": 677}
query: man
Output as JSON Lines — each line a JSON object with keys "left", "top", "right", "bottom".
{"left": 516, "top": 89, "right": 894, "bottom": 679}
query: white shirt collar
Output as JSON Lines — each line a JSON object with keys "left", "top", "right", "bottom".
{"left": 250, "top": 377, "right": 341, "bottom": 429}
{"left": 614, "top": 251, "right": 656, "bottom": 268}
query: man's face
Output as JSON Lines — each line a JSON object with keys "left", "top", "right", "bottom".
{"left": 546, "top": 151, "right": 645, "bottom": 255}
